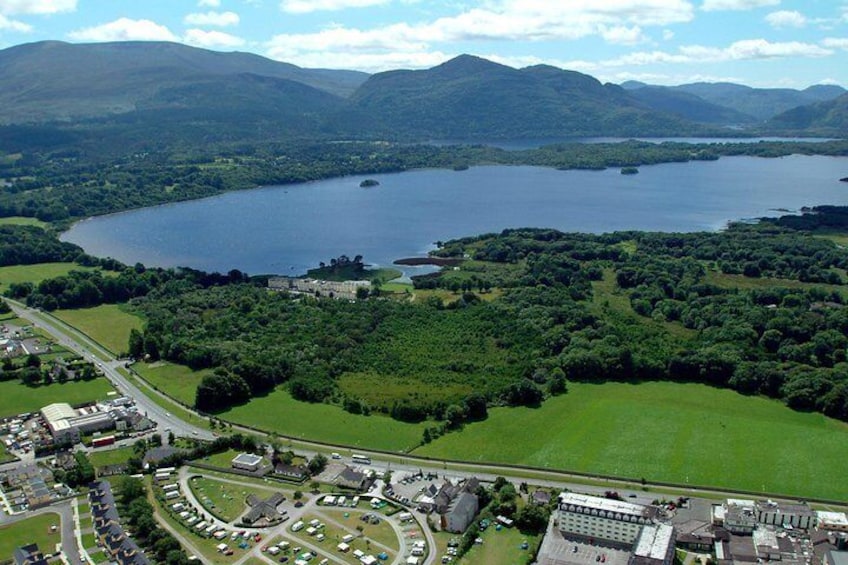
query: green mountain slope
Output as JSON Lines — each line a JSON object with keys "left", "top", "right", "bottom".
{"left": 0, "top": 40, "right": 367, "bottom": 123}
{"left": 626, "top": 85, "right": 757, "bottom": 125}
{"left": 349, "top": 55, "right": 703, "bottom": 139}
{"left": 767, "top": 92, "right": 848, "bottom": 134}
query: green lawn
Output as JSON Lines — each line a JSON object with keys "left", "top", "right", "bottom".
{"left": 89, "top": 445, "right": 136, "bottom": 468}
{"left": 0, "top": 442, "right": 16, "bottom": 464}
{"left": 704, "top": 271, "right": 848, "bottom": 296}
{"left": 0, "top": 262, "right": 99, "bottom": 294}
{"left": 188, "top": 475, "right": 276, "bottom": 522}
{"left": 0, "top": 512, "right": 62, "bottom": 557}
{"left": 133, "top": 362, "right": 211, "bottom": 406}
{"left": 53, "top": 304, "right": 143, "bottom": 356}
{"left": 414, "top": 381, "right": 848, "bottom": 501}
{"left": 221, "top": 389, "right": 427, "bottom": 452}
{"left": 456, "top": 525, "right": 538, "bottom": 565}
{"left": 0, "top": 378, "right": 114, "bottom": 417}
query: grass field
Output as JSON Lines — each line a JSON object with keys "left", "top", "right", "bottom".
{"left": 0, "top": 512, "right": 62, "bottom": 557}
{"left": 456, "top": 525, "right": 539, "bottom": 565}
{"left": 188, "top": 475, "right": 272, "bottom": 522}
{"left": 0, "top": 378, "right": 113, "bottom": 417}
{"left": 0, "top": 216, "right": 48, "bottom": 228}
{"left": 220, "top": 389, "right": 427, "bottom": 452}
{"left": 414, "top": 381, "right": 848, "bottom": 501}
{"left": 0, "top": 262, "right": 100, "bottom": 294}
{"left": 89, "top": 446, "right": 135, "bottom": 468}
{"left": 704, "top": 271, "right": 848, "bottom": 297}
{"left": 133, "top": 362, "right": 211, "bottom": 406}
{"left": 53, "top": 304, "right": 143, "bottom": 356}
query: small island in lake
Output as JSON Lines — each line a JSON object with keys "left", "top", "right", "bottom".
{"left": 840, "top": 176, "right": 848, "bottom": 183}
{"left": 620, "top": 166, "right": 639, "bottom": 175}
{"left": 360, "top": 179, "right": 380, "bottom": 187}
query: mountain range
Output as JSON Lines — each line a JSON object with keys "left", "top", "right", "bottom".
{"left": 0, "top": 40, "right": 844, "bottom": 154}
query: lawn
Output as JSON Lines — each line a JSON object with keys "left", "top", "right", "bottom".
{"left": 0, "top": 512, "right": 62, "bottom": 557}
{"left": 53, "top": 304, "right": 143, "bottom": 356}
{"left": 0, "top": 442, "right": 16, "bottom": 464}
{"left": 188, "top": 475, "right": 273, "bottom": 523}
{"left": 220, "top": 389, "right": 427, "bottom": 452}
{"left": 704, "top": 270, "right": 848, "bottom": 297}
{"left": 0, "top": 378, "right": 114, "bottom": 417}
{"left": 133, "top": 362, "right": 211, "bottom": 406}
{"left": 89, "top": 446, "right": 136, "bottom": 468}
{"left": 0, "top": 262, "right": 100, "bottom": 294}
{"left": 456, "top": 525, "right": 538, "bottom": 565}
{"left": 413, "top": 381, "right": 848, "bottom": 501}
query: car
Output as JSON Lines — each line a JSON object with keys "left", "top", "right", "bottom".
{"left": 279, "top": 558, "right": 289, "bottom": 563}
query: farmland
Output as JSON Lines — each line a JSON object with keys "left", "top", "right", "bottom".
{"left": 53, "top": 304, "right": 143, "bottom": 355}
{"left": 414, "top": 381, "right": 848, "bottom": 501}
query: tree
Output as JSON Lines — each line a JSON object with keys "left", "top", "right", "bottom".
{"left": 515, "top": 504, "right": 550, "bottom": 534}
{"left": 308, "top": 453, "right": 328, "bottom": 476}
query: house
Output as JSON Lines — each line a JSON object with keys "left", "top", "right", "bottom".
{"left": 242, "top": 492, "right": 286, "bottom": 526}
{"left": 274, "top": 463, "right": 308, "bottom": 481}
{"left": 13, "top": 544, "right": 48, "bottom": 565}
{"left": 419, "top": 477, "right": 480, "bottom": 534}
{"left": 334, "top": 466, "right": 370, "bottom": 491}
{"left": 532, "top": 490, "right": 552, "bottom": 506}
{"left": 231, "top": 452, "right": 263, "bottom": 472}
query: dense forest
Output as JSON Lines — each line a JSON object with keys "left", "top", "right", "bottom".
{"left": 15, "top": 207, "right": 848, "bottom": 434}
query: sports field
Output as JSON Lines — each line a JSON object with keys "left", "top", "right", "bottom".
{"left": 0, "top": 378, "right": 114, "bottom": 417}
{"left": 414, "top": 381, "right": 848, "bottom": 501}
{"left": 53, "top": 304, "right": 143, "bottom": 356}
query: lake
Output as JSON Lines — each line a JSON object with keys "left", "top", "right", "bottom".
{"left": 62, "top": 155, "right": 848, "bottom": 277}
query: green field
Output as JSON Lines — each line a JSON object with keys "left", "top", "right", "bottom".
{"left": 53, "top": 304, "right": 143, "bottom": 356}
{"left": 133, "top": 362, "right": 211, "bottom": 406}
{"left": 0, "top": 378, "right": 114, "bottom": 417}
{"left": 456, "top": 525, "right": 539, "bottom": 565}
{"left": 221, "top": 389, "right": 427, "bottom": 452}
{"left": 0, "top": 262, "right": 100, "bottom": 294}
{"left": 0, "top": 216, "right": 48, "bottom": 228}
{"left": 188, "top": 475, "right": 273, "bottom": 522}
{"left": 89, "top": 445, "right": 135, "bottom": 468}
{"left": 414, "top": 381, "right": 848, "bottom": 501}
{"left": 0, "top": 512, "right": 62, "bottom": 557}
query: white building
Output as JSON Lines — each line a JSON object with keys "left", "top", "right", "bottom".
{"left": 818, "top": 511, "right": 848, "bottom": 533}
{"left": 557, "top": 492, "right": 660, "bottom": 548}
{"left": 231, "top": 452, "right": 263, "bottom": 472}
{"left": 630, "top": 524, "right": 676, "bottom": 565}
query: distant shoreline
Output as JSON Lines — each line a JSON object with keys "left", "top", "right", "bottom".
{"left": 393, "top": 257, "right": 463, "bottom": 267}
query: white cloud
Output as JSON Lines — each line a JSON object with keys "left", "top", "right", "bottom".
{"left": 679, "top": 38, "right": 831, "bottom": 60}
{"left": 0, "top": 0, "right": 75, "bottom": 15}
{"left": 701, "top": 0, "right": 779, "bottom": 11}
{"left": 197, "top": 0, "right": 220, "bottom": 6}
{"left": 662, "top": 29, "right": 675, "bottom": 40}
{"left": 281, "top": 0, "right": 390, "bottom": 13}
{"left": 600, "top": 25, "right": 646, "bottom": 45}
{"left": 765, "top": 10, "right": 806, "bottom": 28}
{"left": 0, "top": 13, "right": 30, "bottom": 31}
{"left": 67, "top": 18, "right": 178, "bottom": 42}
{"left": 822, "top": 37, "right": 848, "bottom": 50}
{"left": 183, "top": 28, "right": 246, "bottom": 48}
{"left": 184, "top": 10, "right": 240, "bottom": 27}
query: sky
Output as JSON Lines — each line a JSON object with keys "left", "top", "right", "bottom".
{"left": 0, "top": 0, "right": 846, "bottom": 88}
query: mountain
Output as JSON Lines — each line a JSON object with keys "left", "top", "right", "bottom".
{"left": 625, "top": 86, "right": 756, "bottom": 125}
{"left": 767, "top": 92, "right": 848, "bottom": 134}
{"left": 670, "top": 82, "right": 846, "bottom": 121}
{"left": 349, "top": 55, "right": 702, "bottom": 139}
{"left": 0, "top": 40, "right": 368, "bottom": 123}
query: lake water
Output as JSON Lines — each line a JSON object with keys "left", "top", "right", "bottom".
{"left": 62, "top": 155, "right": 848, "bottom": 277}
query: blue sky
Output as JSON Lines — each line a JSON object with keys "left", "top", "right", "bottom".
{"left": 0, "top": 0, "right": 846, "bottom": 87}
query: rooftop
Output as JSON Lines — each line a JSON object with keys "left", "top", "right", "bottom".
{"left": 819, "top": 511, "right": 848, "bottom": 527}
{"left": 232, "top": 453, "right": 263, "bottom": 466}
{"left": 634, "top": 524, "right": 675, "bottom": 560}
{"left": 41, "top": 402, "right": 76, "bottom": 424}
{"left": 559, "top": 492, "right": 652, "bottom": 518}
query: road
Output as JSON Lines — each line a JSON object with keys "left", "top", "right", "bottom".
{"left": 0, "top": 500, "right": 81, "bottom": 563}
{"left": 8, "top": 300, "right": 213, "bottom": 441}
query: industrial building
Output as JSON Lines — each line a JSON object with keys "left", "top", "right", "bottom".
{"left": 630, "top": 524, "right": 676, "bottom": 565}
{"left": 231, "top": 452, "right": 263, "bottom": 472}
{"left": 41, "top": 402, "right": 115, "bottom": 444}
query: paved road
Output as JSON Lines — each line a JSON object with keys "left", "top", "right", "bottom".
{"left": 8, "top": 300, "right": 213, "bottom": 441}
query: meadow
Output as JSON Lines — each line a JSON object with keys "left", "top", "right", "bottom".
{"left": 413, "top": 381, "right": 848, "bottom": 501}
{"left": 0, "top": 216, "right": 48, "bottom": 228}
{"left": 188, "top": 475, "right": 273, "bottom": 522}
{"left": 0, "top": 512, "right": 62, "bottom": 557}
{"left": 53, "top": 304, "right": 143, "bottom": 355}
{"left": 0, "top": 262, "right": 99, "bottom": 294}
{"left": 0, "top": 378, "right": 113, "bottom": 417}
{"left": 133, "top": 362, "right": 211, "bottom": 406}
{"left": 456, "top": 524, "right": 539, "bottom": 565}
{"left": 220, "top": 388, "right": 427, "bottom": 452}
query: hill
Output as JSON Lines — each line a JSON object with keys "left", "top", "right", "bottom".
{"left": 625, "top": 85, "right": 756, "bottom": 125}
{"left": 0, "top": 40, "right": 367, "bottom": 123}
{"left": 767, "top": 92, "right": 848, "bottom": 134}
{"left": 671, "top": 81, "right": 846, "bottom": 121}
{"left": 348, "top": 55, "right": 704, "bottom": 139}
